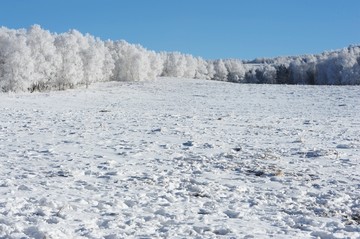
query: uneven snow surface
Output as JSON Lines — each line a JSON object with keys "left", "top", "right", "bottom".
{"left": 0, "top": 78, "right": 359, "bottom": 238}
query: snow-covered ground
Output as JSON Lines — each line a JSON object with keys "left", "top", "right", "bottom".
{"left": 0, "top": 78, "right": 359, "bottom": 238}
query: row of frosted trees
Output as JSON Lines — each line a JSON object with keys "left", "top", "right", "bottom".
{"left": 0, "top": 25, "right": 359, "bottom": 92}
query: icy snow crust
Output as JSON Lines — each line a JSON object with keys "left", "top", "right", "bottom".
{"left": 0, "top": 78, "right": 359, "bottom": 238}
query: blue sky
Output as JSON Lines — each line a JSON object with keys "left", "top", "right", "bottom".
{"left": 1, "top": 0, "right": 359, "bottom": 60}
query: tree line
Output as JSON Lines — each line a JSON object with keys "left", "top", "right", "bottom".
{"left": 0, "top": 25, "right": 359, "bottom": 92}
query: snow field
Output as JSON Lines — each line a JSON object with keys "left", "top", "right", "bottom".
{"left": 0, "top": 78, "right": 359, "bottom": 238}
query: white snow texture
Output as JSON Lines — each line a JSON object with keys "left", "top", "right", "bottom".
{"left": 0, "top": 78, "right": 359, "bottom": 238}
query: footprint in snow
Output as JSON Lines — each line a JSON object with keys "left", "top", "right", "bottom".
{"left": 183, "top": 141, "right": 194, "bottom": 147}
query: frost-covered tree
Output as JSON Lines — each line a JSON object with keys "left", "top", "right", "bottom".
{"left": 26, "top": 25, "right": 60, "bottom": 91}
{"left": 224, "top": 59, "right": 246, "bottom": 83}
{"left": 0, "top": 27, "right": 34, "bottom": 92}
{"left": 288, "top": 56, "right": 317, "bottom": 84}
{"left": 161, "top": 52, "right": 206, "bottom": 79}
{"left": 1, "top": 25, "right": 360, "bottom": 92}
{"left": 244, "top": 68, "right": 257, "bottom": 83}
{"left": 275, "top": 64, "right": 290, "bottom": 84}
{"left": 148, "top": 50, "right": 164, "bottom": 79}
{"left": 206, "top": 61, "right": 216, "bottom": 80}
{"left": 162, "top": 52, "right": 187, "bottom": 77}
{"left": 341, "top": 59, "right": 360, "bottom": 85}
{"left": 212, "top": 59, "right": 228, "bottom": 81}
{"left": 78, "top": 34, "right": 114, "bottom": 87}
{"left": 194, "top": 57, "right": 209, "bottom": 79}
{"left": 183, "top": 54, "right": 197, "bottom": 78}
{"left": 339, "top": 46, "right": 360, "bottom": 85}
{"left": 315, "top": 52, "right": 343, "bottom": 85}
{"left": 54, "top": 30, "right": 84, "bottom": 89}
{"left": 108, "top": 40, "right": 156, "bottom": 81}
{"left": 243, "top": 64, "right": 277, "bottom": 84}
{"left": 252, "top": 65, "right": 276, "bottom": 84}
{"left": 101, "top": 40, "right": 116, "bottom": 82}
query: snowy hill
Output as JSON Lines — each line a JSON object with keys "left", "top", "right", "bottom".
{"left": 0, "top": 78, "right": 359, "bottom": 238}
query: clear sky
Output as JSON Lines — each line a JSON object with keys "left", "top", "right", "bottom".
{"left": 1, "top": 0, "right": 359, "bottom": 60}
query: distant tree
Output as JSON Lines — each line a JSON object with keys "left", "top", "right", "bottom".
{"left": 108, "top": 40, "right": 156, "bottom": 81}
{"left": 183, "top": 54, "right": 197, "bottom": 78}
{"left": 0, "top": 27, "right": 34, "bottom": 92}
{"left": 212, "top": 59, "right": 228, "bottom": 81}
{"left": 316, "top": 56, "right": 342, "bottom": 85}
{"left": 288, "top": 57, "right": 317, "bottom": 85}
{"left": 224, "top": 59, "right": 245, "bottom": 83}
{"left": 102, "top": 40, "right": 115, "bottom": 82}
{"left": 254, "top": 65, "right": 276, "bottom": 84}
{"left": 275, "top": 64, "right": 290, "bottom": 84}
{"left": 1, "top": 25, "right": 360, "bottom": 92}
{"left": 78, "top": 34, "right": 115, "bottom": 87}
{"left": 162, "top": 52, "right": 187, "bottom": 78}
{"left": 148, "top": 50, "right": 164, "bottom": 79}
{"left": 244, "top": 69, "right": 257, "bottom": 83}
{"left": 26, "top": 25, "right": 60, "bottom": 91}
{"left": 54, "top": 30, "right": 84, "bottom": 90}
{"left": 194, "top": 57, "right": 208, "bottom": 79}
{"left": 206, "top": 61, "right": 216, "bottom": 80}
{"left": 339, "top": 47, "right": 360, "bottom": 84}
